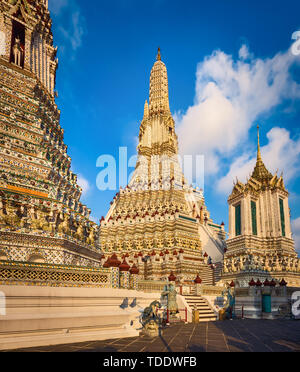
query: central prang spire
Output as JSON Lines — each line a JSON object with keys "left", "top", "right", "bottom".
{"left": 137, "top": 49, "right": 178, "bottom": 157}
{"left": 149, "top": 48, "right": 171, "bottom": 116}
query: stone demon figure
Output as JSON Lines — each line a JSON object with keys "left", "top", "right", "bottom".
{"left": 141, "top": 301, "right": 162, "bottom": 337}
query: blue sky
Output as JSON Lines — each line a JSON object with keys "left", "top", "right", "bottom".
{"left": 48, "top": 0, "right": 300, "bottom": 252}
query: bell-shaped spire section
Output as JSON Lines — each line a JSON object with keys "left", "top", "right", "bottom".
{"left": 149, "top": 48, "right": 170, "bottom": 116}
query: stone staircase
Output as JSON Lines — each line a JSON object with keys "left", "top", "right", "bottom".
{"left": 184, "top": 295, "right": 217, "bottom": 322}
{"left": 213, "top": 262, "right": 223, "bottom": 283}
{"left": 200, "top": 264, "right": 215, "bottom": 286}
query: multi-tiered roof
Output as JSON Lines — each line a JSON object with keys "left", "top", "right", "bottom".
{"left": 230, "top": 126, "right": 287, "bottom": 200}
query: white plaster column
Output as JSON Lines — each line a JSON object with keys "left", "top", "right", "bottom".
{"left": 283, "top": 197, "right": 292, "bottom": 239}
{"left": 245, "top": 195, "right": 252, "bottom": 235}
{"left": 268, "top": 190, "right": 276, "bottom": 238}
{"left": 228, "top": 204, "right": 235, "bottom": 239}
{"left": 277, "top": 194, "right": 285, "bottom": 237}
{"left": 256, "top": 197, "right": 261, "bottom": 238}
{"left": 265, "top": 191, "right": 271, "bottom": 237}
{"left": 258, "top": 194, "right": 264, "bottom": 237}
{"left": 272, "top": 192, "right": 280, "bottom": 237}
{"left": 262, "top": 192, "right": 270, "bottom": 237}
{"left": 241, "top": 198, "right": 247, "bottom": 236}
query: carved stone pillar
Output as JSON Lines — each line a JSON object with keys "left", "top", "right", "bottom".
{"left": 24, "top": 27, "right": 32, "bottom": 70}
{"left": 120, "top": 271, "right": 130, "bottom": 289}
{"left": 110, "top": 267, "right": 120, "bottom": 289}
{"left": 3, "top": 16, "right": 12, "bottom": 62}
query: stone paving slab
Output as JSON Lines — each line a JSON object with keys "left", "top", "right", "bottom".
{"left": 3, "top": 320, "right": 300, "bottom": 353}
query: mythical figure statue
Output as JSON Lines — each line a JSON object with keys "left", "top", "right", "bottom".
{"left": 223, "top": 260, "right": 229, "bottom": 273}
{"left": 74, "top": 220, "right": 85, "bottom": 241}
{"left": 13, "top": 37, "right": 23, "bottom": 66}
{"left": 237, "top": 257, "right": 243, "bottom": 271}
{"left": 37, "top": 210, "right": 52, "bottom": 233}
{"left": 86, "top": 226, "right": 95, "bottom": 246}
{"left": 274, "top": 256, "right": 282, "bottom": 272}
{"left": 57, "top": 212, "right": 70, "bottom": 235}
{"left": 28, "top": 206, "right": 40, "bottom": 231}
{"left": 231, "top": 258, "right": 237, "bottom": 272}
{"left": 47, "top": 209, "right": 57, "bottom": 233}
{"left": 290, "top": 257, "right": 296, "bottom": 271}
{"left": 248, "top": 255, "right": 256, "bottom": 270}
{"left": 28, "top": 207, "right": 51, "bottom": 232}
{"left": 16, "top": 204, "right": 26, "bottom": 228}
{"left": 264, "top": 257, "right": 272, "bottom": 272}
{"left": 239, "top": 256, "right": 247, "bottom": 271}
{"left": 27, "top": 206, "right": 36, "bottom": 227}
{"left": 161, "top": 283, "right": 178, "bottom": 315}
{"left": 142, "top": 300, "right": 162, "bottom": 337}
{"left": 220, "top": 285, "right": 235, "bottom": 320}
{"left": 3, "top": 203, "right": 20, "bottom": 228}
{"left": 286, "top": 257, "right": 293, "bottom": 271}
{"left": 142, "top": 301, "right": 161, "bottom": 322}
{"left": 296, "top": 259, "right": 300, "bottom": 273}
{"left": 0, "top": 198, "right": 5, "bottom": 225}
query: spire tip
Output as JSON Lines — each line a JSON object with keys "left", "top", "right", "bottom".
{"left": 157, "top": 47, "right": 161, "bottom": 61}
{"left": 257, "top": 124, "right": 262, "bottom": 161}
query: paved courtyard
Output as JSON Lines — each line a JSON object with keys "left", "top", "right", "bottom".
{"left": 5, "top": 320, "right": 300, "bottom": 353}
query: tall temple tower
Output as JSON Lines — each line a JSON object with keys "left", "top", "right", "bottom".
{"left": 222, "top": 126, "right": 300, "bottom": 287}
{"left": 0, "top": 0, "right": 101, "bottom": 266}
{"left": 100, "top": 49, "right": 226, "bottom": 284}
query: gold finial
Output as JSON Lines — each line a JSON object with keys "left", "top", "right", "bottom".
{"left": 157, "top": 47, "right": 161, "bottom": 61}
{"left": 257, "top": 124, "right": 262, "bottom": 162}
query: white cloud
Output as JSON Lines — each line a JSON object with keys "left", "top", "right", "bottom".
{"left": 291, "top": 218, "right": 300, "bottom": 254}
{"left": 176, "top": 46, "right": 300, "bottom": 177}
{"left": 59, "top": 11, "right": 85, "bottom": 51}
{"left": 239, "top": 44, "right": 252, "bottom": 60}
{"left": 217, "top": 127, "right": 300, "bottom": 194}
{"left": 49, "top": 0, "right": 86, "bottom": 53}
{"left": 48, "top": 0, "right": 68, "bottom": 15}
{"left": 77, "top": 175, "right": 90, "bottom": 196}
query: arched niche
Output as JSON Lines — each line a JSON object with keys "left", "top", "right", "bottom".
{"left": 0, "top": 250, "right": 8, "bottom": 261}
{"left": 28, "top": 254, "right": 45, "bottom": 264}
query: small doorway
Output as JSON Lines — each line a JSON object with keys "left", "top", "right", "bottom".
{"left": 262, "top": 294, "right": 272, "bottom": 313}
